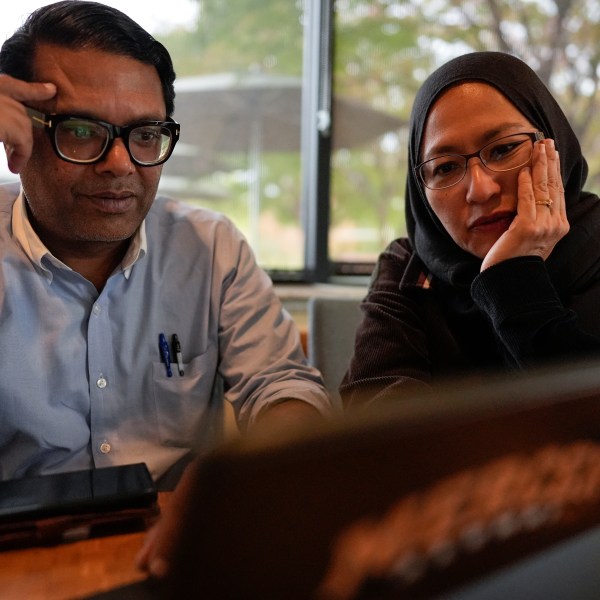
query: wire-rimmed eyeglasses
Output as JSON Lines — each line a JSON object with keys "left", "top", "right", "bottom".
{"left": 415, "top": 131, "right": 546, "bottom": 191}
{"left": 26, "top": 107, "right": 180, "bottom": 167}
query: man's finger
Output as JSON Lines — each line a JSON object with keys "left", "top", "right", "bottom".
{"left": 0, "top": 75, "right": 56, "bottom": 102}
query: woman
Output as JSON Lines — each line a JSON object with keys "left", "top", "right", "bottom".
{"left": 341, "top": 51, "right": 600, "bottom": 407}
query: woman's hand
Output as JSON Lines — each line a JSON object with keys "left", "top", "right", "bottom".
{"left": 481, "top": 138, "right": 569, "bottom": 271}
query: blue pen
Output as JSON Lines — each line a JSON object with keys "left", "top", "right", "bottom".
{"left": 159, "top": 333, "right": 173, "bottom": 377}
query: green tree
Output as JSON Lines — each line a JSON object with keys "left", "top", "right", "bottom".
{"left": 164, "top": 0, "right": 304, "bottom": 76}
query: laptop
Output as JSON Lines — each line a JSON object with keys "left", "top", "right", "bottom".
{"left": 93, "top": 357, "right": 600, "bottom": 599}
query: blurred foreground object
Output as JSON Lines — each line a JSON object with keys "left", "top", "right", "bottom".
{"left": 154, "top": 358, "right": 600, "bottom": 599}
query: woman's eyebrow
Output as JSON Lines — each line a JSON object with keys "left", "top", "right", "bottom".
{"left": 422, "top": 122, "right": 532, "bottom": 158}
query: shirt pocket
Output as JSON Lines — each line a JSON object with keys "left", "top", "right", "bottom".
{"left": 151, "top": 349, "right": 219, "bottom": 447}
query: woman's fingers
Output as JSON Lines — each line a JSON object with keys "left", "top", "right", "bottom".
{"left": 481, "top": 138, "right": 569, "bottom": 271}
{"left": 546, "top": 139, "right": 566, "bottom": 217}
{"left": 521, "top": 139, "right": 567, "bottom": 228}
{"left": 531, "top": 140, "right": 552, "bottom": 209}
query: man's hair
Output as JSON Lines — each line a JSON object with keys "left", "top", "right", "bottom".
{"left": 0, "top": 0, "right": 176, "bottom": 116}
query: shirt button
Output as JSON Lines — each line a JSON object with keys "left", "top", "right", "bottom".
{"left": 93, "top": 305, "right": 102, "bottom": 315}
{"left": 96, "top": 377, "right": 107, "bottom": 389}
{"left": 99, "top": 442, "right": 111, "bottom": 454}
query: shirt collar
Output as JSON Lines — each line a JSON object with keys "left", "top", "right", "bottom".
{"left": 12, "top": 190, "right": 147, "bottom": 283}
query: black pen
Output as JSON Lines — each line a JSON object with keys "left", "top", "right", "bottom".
{"left": 172, "top": 334, "right": 184, "bottom": 376}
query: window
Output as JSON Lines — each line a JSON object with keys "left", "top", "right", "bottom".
{"left": 155, "top": 0, "right": 404, "bottom": 280}
{"left": 3, "top": 1, "right": 600, "bottom": 282}
{"left": 159, "top": 1, "right": 310, "bottom": 274}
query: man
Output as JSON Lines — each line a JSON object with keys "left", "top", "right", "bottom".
{"left": 0, "top": 1, "right": 331, "bottom": 486}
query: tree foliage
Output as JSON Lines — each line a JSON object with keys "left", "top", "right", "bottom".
{"left": 166, "top": 0, "right": 304, "bottom": 76}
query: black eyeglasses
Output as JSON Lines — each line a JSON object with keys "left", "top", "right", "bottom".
{"left": 415, "top": 131, "right": 546, "bottom": 190}
{"left": 26, "top": 107, "right": 180, "bottom": 167}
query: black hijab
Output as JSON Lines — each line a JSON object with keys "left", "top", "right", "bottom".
{"left": 405, "top": 51, "right": 598, "bottom": 296}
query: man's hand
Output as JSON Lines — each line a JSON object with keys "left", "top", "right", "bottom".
{"left": 0, "top": 74, "right": 56, "bottom": 173}
{"left": 136, "top": 399, "right": 323, "bottom": 580}
{"left": 136, "top": 462, "right": 197, "bottom": 580}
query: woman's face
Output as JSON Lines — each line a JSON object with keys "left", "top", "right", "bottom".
{"left": 420, "top": 82, "right": 537, "bottom": 259}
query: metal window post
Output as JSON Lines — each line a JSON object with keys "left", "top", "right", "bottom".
{"left": 301, "top": 0, "right": 334, "bottom": 282}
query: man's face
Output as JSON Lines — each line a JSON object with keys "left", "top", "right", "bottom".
{"left": 21, "top": 44, "right": 167, "bottom": 255}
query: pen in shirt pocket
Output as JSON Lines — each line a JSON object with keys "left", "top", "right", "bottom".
{"left": 158, "top": 333, "right": 173, "bottom": 377}
{"left": 172, "top": 333, "right": 185, "bottom": 376}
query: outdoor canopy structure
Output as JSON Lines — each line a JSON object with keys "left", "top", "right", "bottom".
{"left": 160, "top": 72, "right": 404, "bottom": 249}
{"left": 161, "top": 71, "right": 403, "bottom": 183}
{"left": 170, "top": 71, "right": 403, "bottom": 152}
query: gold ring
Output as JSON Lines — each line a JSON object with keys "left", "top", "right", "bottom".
{"left": 535, "top": 199, "right": 553, "bottom": 208}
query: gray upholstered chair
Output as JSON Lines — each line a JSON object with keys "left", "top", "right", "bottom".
{"left": 307, "top": 295, "right": 363, "bottom": 408}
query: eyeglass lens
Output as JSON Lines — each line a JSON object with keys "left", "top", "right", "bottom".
{"left": 55, "top": 119, "right": 173, "bottom": 165}
{"left": 419, "top": 133, "right": 536, "bottom": 190}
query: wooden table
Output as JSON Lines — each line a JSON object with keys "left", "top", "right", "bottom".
{"left": 0, "top": 494, "right": 169, "bottom": 600}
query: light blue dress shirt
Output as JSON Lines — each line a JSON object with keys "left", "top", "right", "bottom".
{"left": 0, "top": 183, "right": 330, "bottom": 481}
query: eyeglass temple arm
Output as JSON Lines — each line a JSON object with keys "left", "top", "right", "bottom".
{"left": 25, "top": 106, "right": 50, "bottom": 129}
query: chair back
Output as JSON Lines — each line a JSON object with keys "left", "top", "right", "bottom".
{"left": 307, "top": 295, "right": 363, "bottom": 407}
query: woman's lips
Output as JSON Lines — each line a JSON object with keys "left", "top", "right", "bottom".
{"left": 469, "top": 211, "right": 516, "bottom": 231}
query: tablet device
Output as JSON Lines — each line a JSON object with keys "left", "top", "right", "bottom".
{"left": 0, "top": 463, "right": 158, "bottom": 548}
